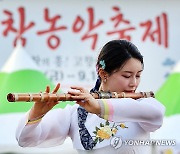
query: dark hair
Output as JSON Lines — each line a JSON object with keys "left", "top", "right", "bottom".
{"left": 90, "top": 39, "right": 143, "bottom": 92}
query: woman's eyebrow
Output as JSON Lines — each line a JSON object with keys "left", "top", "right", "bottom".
{"left": 123, "top": 70, "right": 143, "bottom": 73}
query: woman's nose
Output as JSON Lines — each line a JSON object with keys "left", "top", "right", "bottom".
{"left": 130, "top": 77, "right": 137, "bottom": 87}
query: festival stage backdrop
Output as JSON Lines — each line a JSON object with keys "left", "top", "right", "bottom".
{"left": 1, "top": 0, "right": 180, "bottom": 92}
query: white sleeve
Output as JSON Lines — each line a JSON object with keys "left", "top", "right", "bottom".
{"left": 16, "top": 105, "right": 74, "bottom": 147}
{"left": 98, "top": 97, "right": 165, "bottom": 132}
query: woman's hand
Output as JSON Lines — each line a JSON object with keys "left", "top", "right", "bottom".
{"left": 68, "top": 86, "right": 101, "bottom": 115}
{"left": 28, "top": 83, "right": 60, "bottom": 120}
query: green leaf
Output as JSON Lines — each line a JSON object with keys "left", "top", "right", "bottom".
{"left": 99, "top": 138, "right": 104, "bottom": 142}
{"left": 100, "top": 123, "right": 104, "bottom": 127}
{"left": 93, "top": 131, "right": 97, "bottom": 135}
{"left": 96, "top": 127, "right": 100, "bottom": 131}
{"left": 94, "top": 138, "right": 99, "bottom": 143}
{"left": 105, "top": 120, "right": 109, "bottom": 126}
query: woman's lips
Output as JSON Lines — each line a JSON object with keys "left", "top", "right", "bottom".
{"left": 124, "top": 90, "right": 135, "bottom": 93}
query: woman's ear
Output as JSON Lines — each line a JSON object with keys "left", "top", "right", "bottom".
{"left": 98, "top": 68, "right": 108, "bottom": 82}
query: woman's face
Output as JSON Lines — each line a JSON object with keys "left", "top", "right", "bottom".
{"left": 102, "top": 58, "right": 143, "bottom": 93}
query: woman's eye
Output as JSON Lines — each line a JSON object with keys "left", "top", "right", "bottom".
{"left": 123, "top": 75, "right": 130, "bottom": 78}
{"left": 136, "top": 75, "right": 141, "bottom": 78}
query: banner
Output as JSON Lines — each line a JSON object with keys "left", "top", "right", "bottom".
{"left": 0, "top": 0, "right": 180, "bottom": 92}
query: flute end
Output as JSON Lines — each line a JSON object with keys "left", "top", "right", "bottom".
{"left": 150, "top": 91, "right": 155, "bottom": 98}
{"left": 7, "top": 93, "right": 15, "bottom": 102}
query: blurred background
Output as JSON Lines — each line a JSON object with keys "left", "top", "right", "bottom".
{"left": 0, "top": 0, "right": 180, "bottom": 153}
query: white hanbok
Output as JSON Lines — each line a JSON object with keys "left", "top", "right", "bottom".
{"left": 16, "top": 97, "right": 165, "bottom": 154}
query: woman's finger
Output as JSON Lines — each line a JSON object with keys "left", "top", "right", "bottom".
{"left": 68, "top": 90, "right": 81, "bottom": 96}
{"left": 76, "top": 101, "right": 85, "bottom": 107}
{"left": 70, "top": 95, "right": 85, "bottom": 100}
{"left": 70, "top": 86, "right": 85, "bottom": 92}
{"left": 46, "top": 86, "right": 50, "bottom": 93}
{"left": 52, "top": 83, "right": 60, "bottom": 93}
{"left": 70, "top": 86, "right": 89, "bottom": 93}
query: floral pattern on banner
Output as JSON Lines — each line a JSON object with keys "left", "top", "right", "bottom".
{"left": 92, "top": 120, "right": 128, "bottom": 144}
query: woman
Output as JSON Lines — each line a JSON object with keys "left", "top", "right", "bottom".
{"left": 16, "top": 40, "right": 165, "bottom": 154}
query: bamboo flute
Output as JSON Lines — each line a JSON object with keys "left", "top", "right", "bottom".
{"left": 7, "top": 91, "right": 154, "bottom": 102}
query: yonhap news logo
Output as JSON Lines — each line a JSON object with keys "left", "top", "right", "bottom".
{"left": 110, "top": 136, "right": 123, "bottom": 149}
{"left": 110, "top": 136, "right": 176, "bottom": 149}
